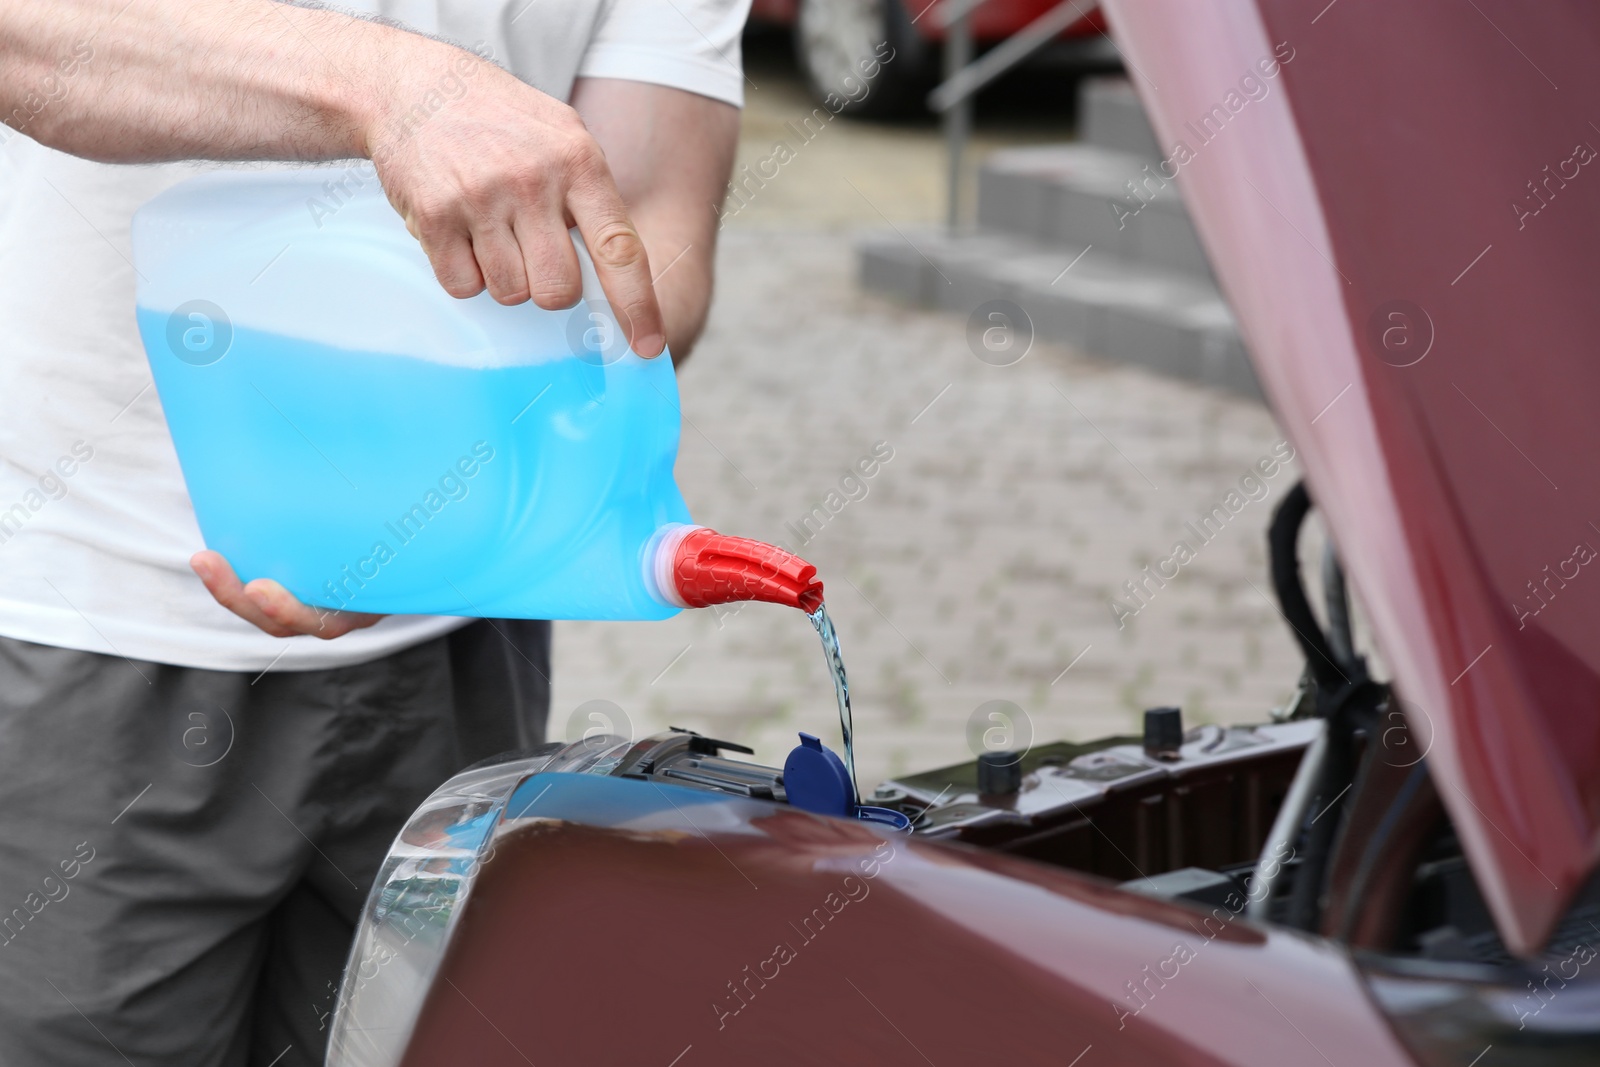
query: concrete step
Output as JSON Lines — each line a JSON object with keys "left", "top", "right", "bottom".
{"left": 858, "top": 228, "right": 1258, "bottom": 399}
{"left": 1081, "top": 76, "right": 1160, "bottom": 159}
{"left": 976, "top": 144, "right": 1212, "bottom": 280}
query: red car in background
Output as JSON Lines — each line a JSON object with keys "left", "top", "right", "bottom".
{"left": 750, "top": 0, "right": 1112, "bottom": 115}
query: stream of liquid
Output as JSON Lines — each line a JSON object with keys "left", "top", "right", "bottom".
{"left": 807, "top": 603, "right": 859, "bottom": 805}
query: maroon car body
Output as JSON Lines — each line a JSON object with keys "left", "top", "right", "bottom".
{"left": 399, "top": 778, "right": 1415, "bottom": 1067}
{"left": 1103, "top": 0, "right": 1600, "bottom": 955}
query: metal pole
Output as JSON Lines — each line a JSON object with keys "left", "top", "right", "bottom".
{"left": 944, "top": 7, "right": 973, "bottom": 231}
{"left": 929, "top": 1, "right": 1092, "bottom": 114}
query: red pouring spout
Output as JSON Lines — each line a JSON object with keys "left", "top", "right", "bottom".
{"left": 654, "top": 526, "right": 824, "bottom": 613}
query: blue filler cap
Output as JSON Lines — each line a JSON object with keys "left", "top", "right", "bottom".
{"left": 784, "top": 733, "right": 913, "bottom": 832}
{"left": 784, "top": 732, "right": 854, "bottom": 817}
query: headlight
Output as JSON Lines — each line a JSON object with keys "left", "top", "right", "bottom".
{"left": 324, "top": 737, "right": 633, "bottom": 1067}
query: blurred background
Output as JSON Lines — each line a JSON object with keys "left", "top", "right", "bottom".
{"left": 551, "top": 3, "right": 1321, "bottom": 789}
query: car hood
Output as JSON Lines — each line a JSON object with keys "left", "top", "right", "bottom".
{"left": 1101, "top": 0, "right": 1600, "bottom": 955}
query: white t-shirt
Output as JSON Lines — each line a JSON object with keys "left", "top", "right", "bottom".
{"left": 0, "top": 0, "right": 747, "bottom": 671}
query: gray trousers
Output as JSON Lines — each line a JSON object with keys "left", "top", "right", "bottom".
{"left": 0, "top": 619, "right": 550, "bottom": 1067}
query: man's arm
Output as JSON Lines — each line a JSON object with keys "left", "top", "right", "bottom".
{"left": 570, "top": 78, "right": 739, "bottom": 361}
{"left": 0, "top": 0, "right": 664, "bottom": 351}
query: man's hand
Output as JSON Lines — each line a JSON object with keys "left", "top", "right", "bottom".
{"left": 364, "top": 44, "right": 665, "bottom": 355}
{"left": 2, "top": 0, "right": 665, "bottom": 356}
{"left": 191, "top": 551, "right": 382, "bottom": 640}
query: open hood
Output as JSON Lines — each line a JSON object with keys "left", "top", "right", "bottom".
{"left": 1101, "top": 0, "right": 1600, "bottom": 955}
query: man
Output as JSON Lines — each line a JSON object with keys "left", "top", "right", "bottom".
{"left": 0, "top": 0, "right": 747, "bottom": 1062}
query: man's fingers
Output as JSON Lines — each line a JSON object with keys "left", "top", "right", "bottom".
{"left": 567, "top": 180, "right": 664, "bottom": 358}
{"left": 243, "top": 579, "right": 382, "bottom": 640}
{"left": 470, "top": 222, "right": 532, "bottom": 305}
{"left": 191, "top": 551, "right": 382, "bottom": 640}
{"left": 376, "top": 101, "right": 657, "bottom": 336}
{"left": 191, "top": 551, "right": 298, "bottom": 638}
{"left": 413, "top": 207, "right": 485, "bottom": 299}
{"left": 513, "top": 214, "right": 583, "bottom": 311}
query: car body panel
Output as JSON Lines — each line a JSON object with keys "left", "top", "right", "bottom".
{"left": 1099, "top": 0, "right": 1600, "bottom": 956}
{"left": 395, "top": 773, "right": 1415, "bottom": 1066}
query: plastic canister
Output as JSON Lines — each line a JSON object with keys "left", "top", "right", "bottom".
{"left": 132, "top": 169, "right": 816, "bottom": 621}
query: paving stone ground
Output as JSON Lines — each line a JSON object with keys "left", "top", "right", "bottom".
{"left": 548, "top": 47, "right": 1317, "bottom": 789}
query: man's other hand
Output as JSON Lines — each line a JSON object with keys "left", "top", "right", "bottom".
{"left": 191, "top": 551, "right": 383, "bottom": 640}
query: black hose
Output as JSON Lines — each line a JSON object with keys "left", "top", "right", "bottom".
{"left": 1268, "top": 480, "right": 1384, "bottom": 931}
{"left": 1267, "top": 482, "right": 1345, "bottom": 691}
{"left": 1322, "top": 544, "right": 1359, "bottom": 674}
